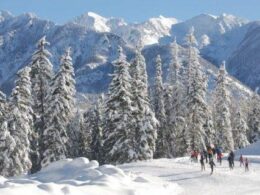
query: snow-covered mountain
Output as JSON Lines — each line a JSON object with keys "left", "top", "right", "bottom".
{"left": 167, "top": 13, "right": 249, "bottom": 65}
{"left": 0, "top": 11, "right": 130, "bottom": 94}
{"left": 73, "top": 12, "right": 113, "bottom": 32}
{"left": 227, "top": 21, "right": 260, "bottom": 91}
{"left": 160, "top": 13, "right": 259, "bottom": 91}
{"left": 73, "top": 12, "right": 178, "bottom": 46}
{"left": 0, "top": 11, "right": 257, "bottom": 97}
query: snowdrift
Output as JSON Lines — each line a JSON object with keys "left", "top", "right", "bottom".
{"left": 0, "top": 157, "right": 182, "bottom": 195}
{"left": 235, "top": 141, "right": 260, "bottom": 163}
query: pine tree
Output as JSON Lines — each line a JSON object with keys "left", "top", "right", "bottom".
{"left": 90, "top": 95, "right": 104, "bottom": 163}
{"left": 182, "top": 26, "right": 198, "bottom": 94}
{"left": 0, "top": 92, "right": 16, "bottom": 177}
{"left": 41, "top": 48, "right": 76, "bottom": 167}
{"left": 83, "top": 108, "right": 96, "bottom": 159}
{"left": 233, "top": 110, "right": 249, "bottom": 149}
{"left": 204, "top": 107, "right": 215, "bottom": 147}
{"left": 103, "top": 47, "right": 136, "bottom": 164}
{"left": 130, "top": 47, "right": 158, "bottom": 161}
{"left": 30, "top": 36, "right": 54, "bottom": 172}
{"left": 185, "top": 28, "right": 208, "bottom": 152}
{"left": 168, "top": 38, "right": 181, "bottom": 85}
{"left": 153, "top": 55, "right": 167, "bottom": 158}
{"left": 77, "top": 111, "right": 90, "bottom": 158}
{"left": 165, "top": 39, "right": 187, "bottom": 157}
{"left": 8, "top": 67, "right": 33, "bottom": 176}
{"left": 213, "top": 62, "right": 234, "bottom": 151}
{"left": 68, "top": 110, "right": 87, "bottom": 158}
{"left": 248, "top": 88, "right": 260, "bottom": 143}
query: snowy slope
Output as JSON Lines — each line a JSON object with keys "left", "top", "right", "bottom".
{"left": 143, "top": 43, "right": 253, "bottom": 99}
{"left": 120, "top": 157, "right": 260, "bottom": 195}
{"left": 118, "top": 141, "right": 260, "bottom": 195}
{"left": 227, "top": 21, "right": 260, "bottom": 90}
{"left": 0, "top": 157, "right": 182, "bottom": 195}
{"left": 2, "top": 149, "right": 260, "bottom": 195}
{"left": 168, "top": 13, "right": 249, "bottom": 65}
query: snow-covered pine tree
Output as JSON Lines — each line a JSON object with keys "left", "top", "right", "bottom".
{"left": 248, "top": 88, "right": 260, "bottom": 143}
{"left": 153, "top": 55, "right": 167, "bottom": 158}
{"left": 185, "top": 27, "right": 208, "bottom": 152}
{"left": 204, "top": 107, "right": 215, "bottom": 147}
{"left": 29, "top": 36, "right": 54, "bottom": 172}
{"left": 130, "top": 47, "right": 158, "bottom": 161}
{"left": 182, "top": 27, "right": 198, "bottom": 95}
{"left": 102, "top": 47, "right": 136, "bottom": 164}
{"left": 233, "top": 110, "right": 249, "bottom": 149}
{"left": 67, "top": 110, "right": 87, "bottom": 158}
{"left": 165, "top": 39, "right": 187, "bottom": 157}
{"left": 82, "top": 108, "right": 97, "bottom": 159}
{"left": 90, "top": 95, "right": 104, "bottom": 163}
{"left": 8, "top": 67, "right": 33, "bottom": 176}
{"left": 213, "top": 62, "right": 234, "bottom": 151}
{"left": 167, "top": 38, "right": 181, "bottom": 85}
{"left": 76, "top": 111, "right": 90, "bottom": 158}
{"left": 41, "top": 48, "right": 76, "bottom": 167}
{"left": 0, "top": 91, "right": 16, "bottom": 177}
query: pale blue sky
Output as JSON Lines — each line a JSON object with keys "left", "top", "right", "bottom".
{"left": 0, "top": 0, "right": 259, "bottom": 23}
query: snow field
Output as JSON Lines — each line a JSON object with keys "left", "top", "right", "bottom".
{"left": 120, "top": 155, "right": 260, "bottom": 195}
{"left": 0, "top": 157, "right": 182, "bottom": 195}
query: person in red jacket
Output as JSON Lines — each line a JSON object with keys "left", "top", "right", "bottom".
{"left": 217, "top": 152, "right": 223, "bottom": 165}
{"left": 239, "top": 155, "right": 244, "bottom": 167}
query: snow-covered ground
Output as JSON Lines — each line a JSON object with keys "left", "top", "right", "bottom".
{"left": 120, "top": 145, "right": 260, "bottom": 195}
{"left": 1, "top": 143, "right": 260, "bottom": 195}
{"left": 0, "top": 157, "right": 182, "bottom": 195}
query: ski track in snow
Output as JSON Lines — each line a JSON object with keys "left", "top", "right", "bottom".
{"left": 120, "top": 157, "right": 260, "bottom": 195}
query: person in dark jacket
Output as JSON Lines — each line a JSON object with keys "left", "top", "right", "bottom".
{"left": 200, "top": 152, "right": 206, "bottom": 171}
{"left": 203, "top": 150, "right": 208, "bottom": 163}
{"left": 229, "top": 151, "right": 235, "bottom": 168}
{"left": 245, "top": 158, "right": 249, "bottom": 172}
{"left": 228, "top": 155, "right": 233, "bottom": 170}
{"left": 209, "top": 159, "right": 216, "bottom": 175}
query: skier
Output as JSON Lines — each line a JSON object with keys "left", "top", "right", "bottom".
{"left": 229, "top": 151, "right": 235, "bottom": 168}
{"left": 195, "top": 150, "right": 199, "bottom": 162}
{"left": 212, "top": 147, "right": 216, "bottom": 156}
{"left": 209, "top": 159, "right": 216, "bottom": 175}
{"left": 203, "top": 150, "right": 208, "bottom": 163}
{"left": 191, "top": 150, "right": 199, "bottom": 162}
{"left": 245, "top": 158, "right": 249, "bottom": 172}
{"left": 228, "top": 155, "right": 233, "bottom": 170}
{"left": 200, "top": 152, "right": 205, "bottom": 171}
{"left": 239, "top": 155, "right": 244, "bottom": 167}
{"left": 191, "top": 150, "right": 195, "bottom": 162}
{"left": 207, "top": 147, "right": 213, "bottom": 161}
{"left": 216, "top": 148, "right": 222, "bottom": 165}
{"left": 217, "top": 152, "right": 222, "bottom": 165}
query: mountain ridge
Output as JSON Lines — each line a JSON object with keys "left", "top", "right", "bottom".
{"left": 0, "top": 11, "right": 257, "bottom": 97}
